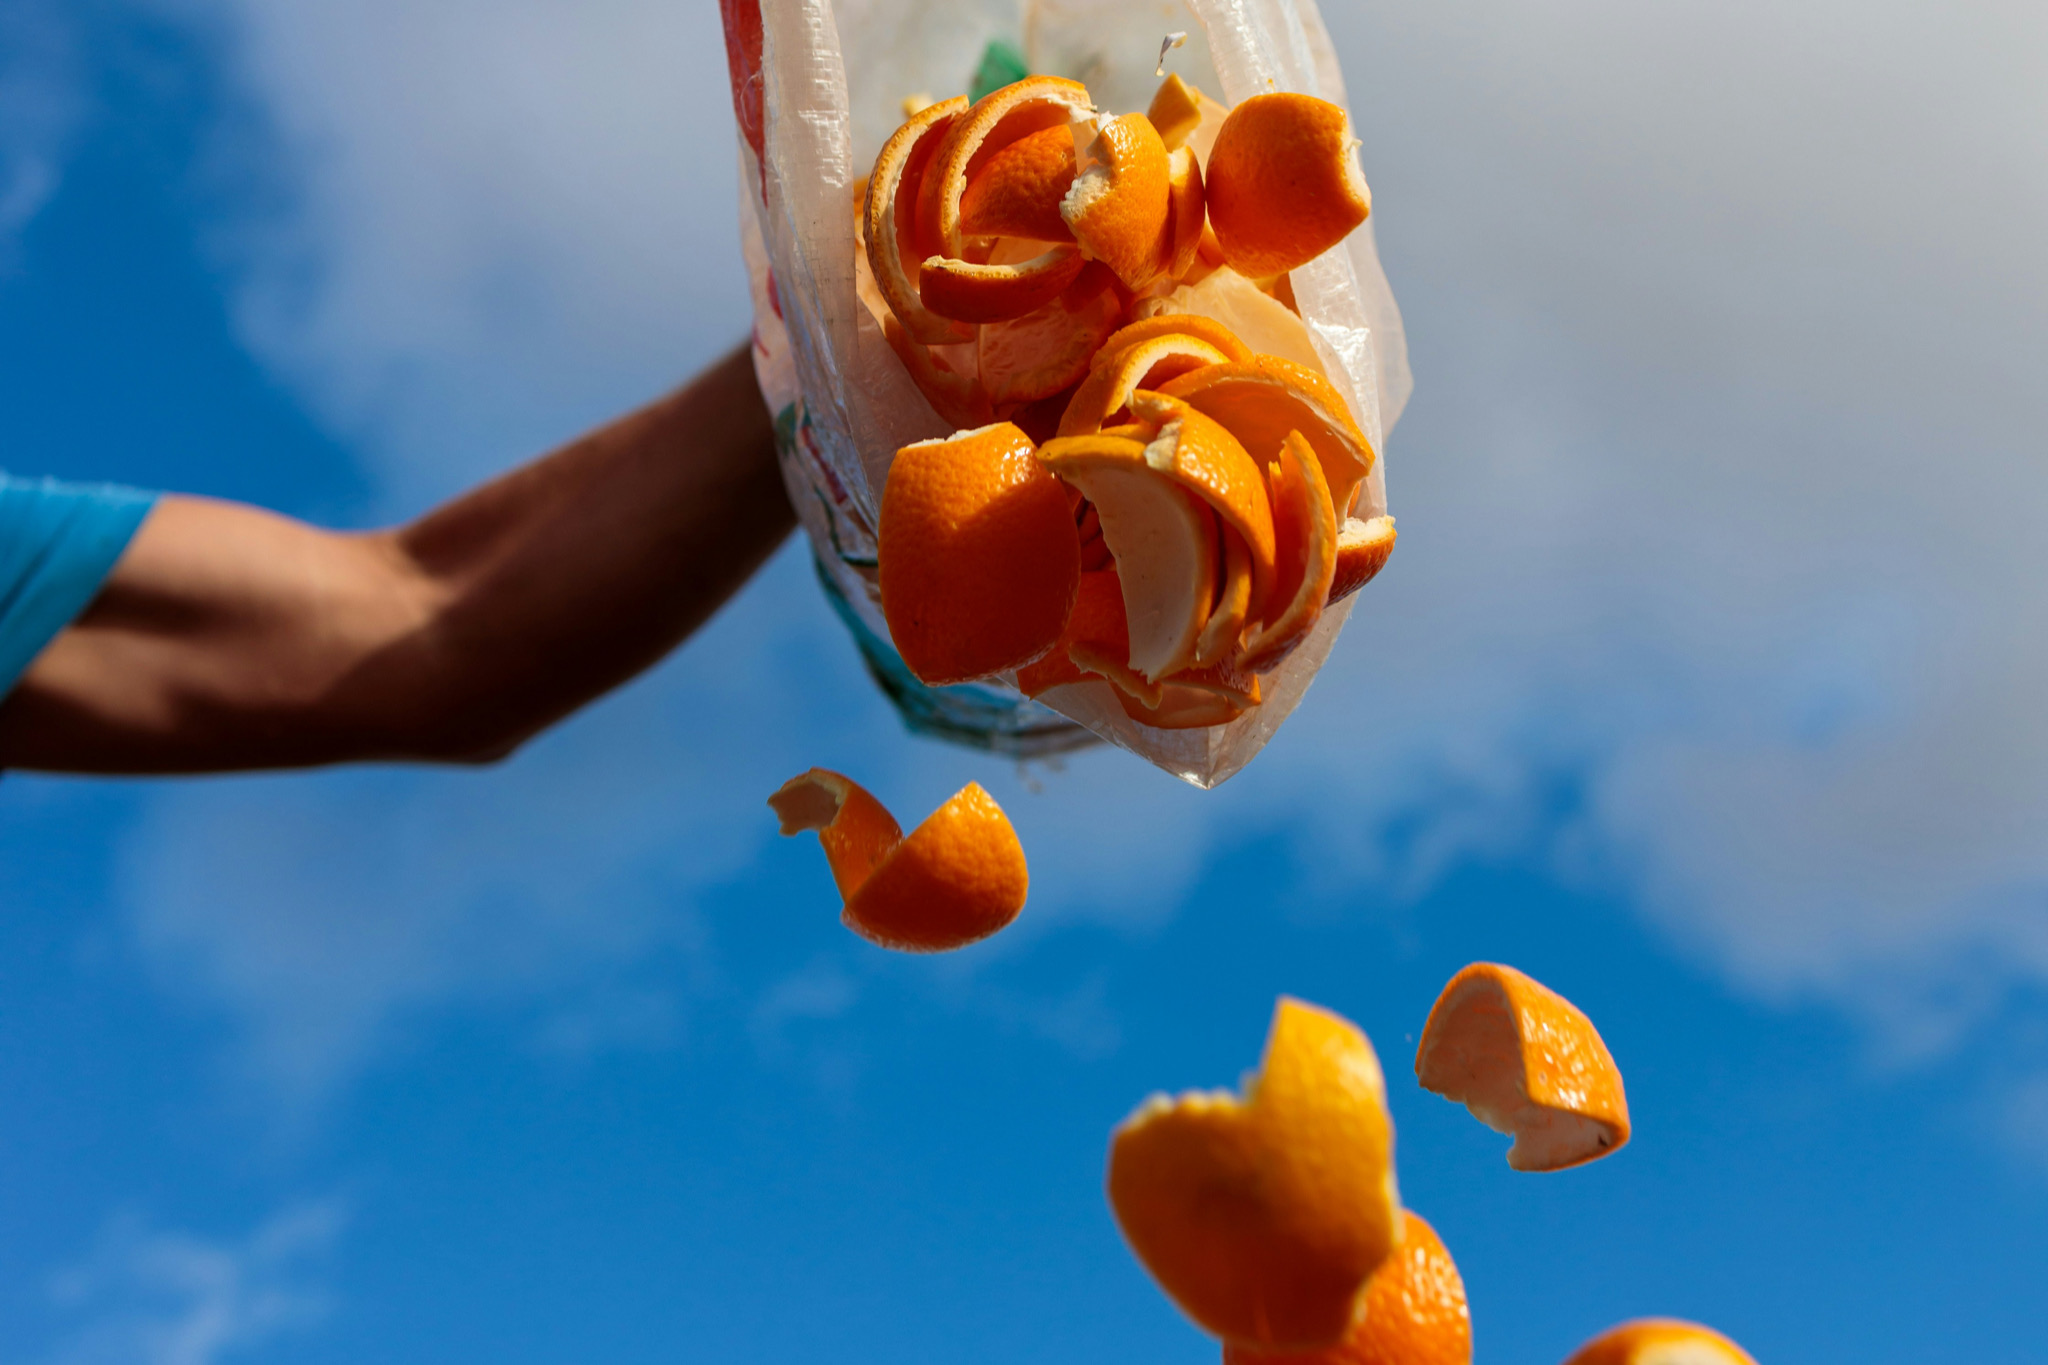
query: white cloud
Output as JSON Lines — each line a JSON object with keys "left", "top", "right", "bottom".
{"left": 113, "top": 0, "right": 2048, "bottom": 1107}
{"left": 44, "top": 1201, "right": 345, "bottom": 1365}
{"left": 0, "top": 0, "right": 82, "bottom": 263}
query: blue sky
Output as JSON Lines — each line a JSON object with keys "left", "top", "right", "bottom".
{"left": 3, "top": 1, "right": 2047, "bottom": 1361}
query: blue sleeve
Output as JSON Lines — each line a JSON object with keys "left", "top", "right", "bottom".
{"left": 0, "top": 473, "right": 159, "bottom": 699}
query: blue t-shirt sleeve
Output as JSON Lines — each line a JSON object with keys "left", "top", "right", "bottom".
{"left": 0, "top": 474, "right": 158, "bottom": 699}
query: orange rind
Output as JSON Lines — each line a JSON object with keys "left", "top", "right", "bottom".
{"left": 978, "top": 262, "right": 1123, "bottom": 407}
{"left": 1035, "top": 433, "right": 1218, "bottom": 683}
{"left": 1062, "top": 112, "right": 1173, "bottom": 291}
{"left": 1015, "top": 567, "right": 1128, "bottom": 698}
{"left": 1058, "top": 332, "right": 1236, "bottom": 437}
{"left": 1238, "top": 430, "right": 1337, "bottom": 674}
{"left": 923, "top": 75, "right": 1096, "bottom": 259}
{"left": 1560, "top": 1320, "right": 1757, "bottom": 1365}
{"left": 882, "top": 315, "right": 994, "bottom": 430}
{"left": 1107, "top": 997, "right": 1403, "bottom": 1350}
{"left": 1206, "top": 92, "right": 1371, "bottom": 278}
{"left": 1329, "top": 515, "right": 1396, "bottom": 604}
{"left": 1146, "top": 73, "right": 1206, "bottom": 153}
{"left": 1128, "top": 391, "right": 1278, "bottom": 613}
{"left": 1222, "top": 1209, "right": 1471, "bottom": 1365}
{"left": 770, "top": 770, "right": 1028, "bottom": 952}
{"left": 1096, "top": 314, "right": 1257, "bottom": 367}
{"left": 1159, "top": 146, "right": 1207, "bottom": 283}
{"left": 863, "top": 95, "right": 975, "bottom": 345}
{"left": 1415, "top": 962, "right": 1631, "bottom": 1173}
{"left": 957, "top": 123, "right": 1077, "bottom": 242}
{"left": 1159, "top": 357, "right": 1375, "bottom": 518}
{"left": 1195, "top": 525, "right": 1255, "bottom": 667}
{"left": 919, "top": 244, "right": 1087, "bottom": 324}
{"left": 878, "top": 422, "right": 1081, "bottom": 685}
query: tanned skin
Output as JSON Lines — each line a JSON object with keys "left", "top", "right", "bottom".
{"left": 0, "top": 344, "right": 794, "bottom": 774}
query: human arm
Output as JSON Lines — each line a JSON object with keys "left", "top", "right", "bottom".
{"left": 0, "top": 344, "right": 794, "bottom": 774}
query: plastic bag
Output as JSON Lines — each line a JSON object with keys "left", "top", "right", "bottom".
{"left": 721, "top": 0, "right": 1409, "bottom": 788}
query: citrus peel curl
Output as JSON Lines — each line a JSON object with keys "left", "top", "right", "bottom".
{"left": 770, "top": 770, "right": 1027, "bottom": 952}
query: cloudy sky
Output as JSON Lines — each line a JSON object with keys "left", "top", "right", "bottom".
{"left": 2, "top": 1, "right": 2045, "bottom": 1361}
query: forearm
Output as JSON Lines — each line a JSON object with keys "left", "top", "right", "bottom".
{"left": 384, "top": 343, "right": 794, "bottom": 757}
{"left": 0, "top": 345, "right": 793, "bottom": 774}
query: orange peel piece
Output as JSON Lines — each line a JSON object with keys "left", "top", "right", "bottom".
{"left": 1159, "top": 145, "right": 1206, "bottom": 282}
{"left": 1096, "top": 313, "right": 1256, "bottom": 367}
{"left": 1158, "top": 357, "right": 1375, "bottom": 518}
{"left": 770, "top": 770, "right": 1027, "bottom": 952}
{"left": 1415, "top": 962, "right": 1631, "bottom": 1173}
{"left": 978, "top": 262, "right": 1123, "bottom": 407}
{"left": 922, "top": 75, "right": 1096, "bottom": 259}
{"left": 1035, "top": 433, "right": 1218, "bottom": 683}
{"left": 879, "top": 422, "right": 1080, "bottom": 685}
{"left": 1146, "top": 72, "right": 1206, "bottom": 153}
{"left": 1222, "top": 1209, "right": 1471, "bottom": 1365}
{"left": 1058, "top": 333, "right": 1235, "bottom": 437}
{"left": 1206, "top": 92, "right": 1371, "bottom": 278}
{"left": 1238, "top": 430, "right": 1337, "bottom": 674}
{"left": 1129, "top": 391, "right": 1278, "bottom": 614}
{"left": 1329, "top": 515, "right": 1396, "bottom": 604}
{"left": 1196, "top": 525, "right": 1255, "bottom": 667}
{"left": 1107, "top": 997, "right": 1403, "bottom": 1350}
{"left": 1061, "top": 112, "right": 1173, "bottom": 291}
{"left": 1560, "top": 1320, "right": 1757, "bottom": 1365}
{"left": 919, "top": 244, "right": 1087, "bottom": 324}
{"left": 882, "top": 315, "right": 994, "bottom": 430}
{"left": 1016, "top": 567, "right": 1128, "bottom": 698}
{"left": 863, "top": 96, "right": 974, "bottom": 345}
{"left": 957, "top": 123, "right": 1076, "bottom": 242}
{"left": 1137, "top": 267, "right": 1324, "bottom": 373}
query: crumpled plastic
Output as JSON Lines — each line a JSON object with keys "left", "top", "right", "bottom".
{"left": 720, "top": 0, "right": 1410, "bottom": 788}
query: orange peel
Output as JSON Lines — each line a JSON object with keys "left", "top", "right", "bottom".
{"left": 1206, "top": 92, "right": 1371, "bottom": 278}
{"left": 978, "top": 262, "right": 1123, "bottom": 407}
{"left": 1196, "top": 525, "right": 1254, "bottom": 667}
{"left": 1035, "top": 433, "right": 1218, "bottom": 683}
{"left": 1158, "top": 357, "right": 1375, "bottom": 518}
{"left": 879, "top": 422, "right": 1080, "bottom": 685}
{"left": 1329, "top": 515, "right": 1396, "bottom": 604}
{"left": 1560, "top": 1320, "right": 1757, "bottom": 1365}
{"left": 1096, "top": 314, "right": 1256, "bottom": 367}
{"left": 863, "top": 95, "right": 974, "bottom": 345}
{"left": 1059, "top": 333, "right": 1234, "bottom": 437}
{"left": 1415, "top": 962, "right": 1631, "bottom": 1173}
{"left": 1129, "top": 391, "right": 1278, "bottom": 614}
{"left": 1222, "top": 1209, "right": 1471, "bottom": 1365}
{"left": 1107, "top": 997, "right": 1403, "bottom": 1350}
{"left": 1238, "top": 430, "right": 1337, "bottom": 674}
{"left": 770, "top": 770, "right": 1027, "bottom": 952}
{"left": 918, "top": 244, "right": 1087, "bottom": 324}
{"left": 1061, "top": 112, "right": 1173, "bottom": 290}
{"left": 1015, "top": 567, "right": 1127, "bottom": 698}
{"left": 1111, "top": 659, "right": 1261, "bottom": 730}
{"left": 1159, "top": 145, "right": 1207, "bottom": 282}
{"left": 922, "top": 75, "right": 1096, "bottom": 259}
{"left": 957, "top": 123, "right": 1076, "bottom": 242}
{"left": 1146, "top": 72, "right": 1206, "bottom": 152}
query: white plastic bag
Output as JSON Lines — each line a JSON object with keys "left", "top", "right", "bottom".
{"left": 721, "top": 0, "right": 1409, "bottom": 787}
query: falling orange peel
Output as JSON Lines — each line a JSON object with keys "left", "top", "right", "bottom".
{"left": 1559, "top": 1319, "right": 1758, "bottom": 1365}
{"left": 1221, "top": 1208, "right": 1471, "bottom": 1365}
{"left": 1107, "top": 996, "right": 1403, "bottom": 1350}
{"left": 1415, "top": 962, "right": 1631, "bottom": 1173}
{"left": 770, "top": 770, "right": 1027, "bottom": 952}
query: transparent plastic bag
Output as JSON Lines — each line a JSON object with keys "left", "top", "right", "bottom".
{"left": 721, "top": 0, "right": 1409, "bottom": 787}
